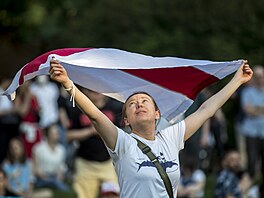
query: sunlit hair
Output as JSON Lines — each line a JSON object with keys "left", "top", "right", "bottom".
{"left": 121, "top": 92, "right": 160, "bottom": 129}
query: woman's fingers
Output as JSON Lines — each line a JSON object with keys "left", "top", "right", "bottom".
{"left": 49, "top": 64, "right": 65, "bottom": 80}
{"left": 243, "top": 64, "right": 253, "bottom": 75}
{"left": 50, "top": 70, "right": 63, "bottom": 79}
{"left": 49, "top": 64, "right": 64, "bottom": 73}
{"left": 50, "top": 66, "right": 64, "bottom": 72}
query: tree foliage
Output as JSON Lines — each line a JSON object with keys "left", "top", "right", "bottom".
{"left": 1, "top": 0, "right": 264, "bottom": 76}
{"left": 0, "top": 0, "right": 263, "bottom": 145}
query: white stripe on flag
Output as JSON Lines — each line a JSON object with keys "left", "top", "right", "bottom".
{"left": 1, "top": 48, "right": 243, "bottom": 122}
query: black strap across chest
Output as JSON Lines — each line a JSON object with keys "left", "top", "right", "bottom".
{"left": 133, "top": 137, "right": 174, "bottom": 198}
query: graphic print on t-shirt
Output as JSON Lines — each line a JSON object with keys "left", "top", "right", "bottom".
{"left": 136, "top": 152, "right": 178, "bottom": 173}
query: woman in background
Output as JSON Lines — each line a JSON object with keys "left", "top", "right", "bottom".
{"left": 2, "top": 137, "right": 34, "bottom": 197}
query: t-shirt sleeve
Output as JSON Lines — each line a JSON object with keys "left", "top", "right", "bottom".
{"left": 107, "top": 127, "right": 135, "bottom": 162}
{"left": 160, "top": 120, "right": 186, "bottom": 151}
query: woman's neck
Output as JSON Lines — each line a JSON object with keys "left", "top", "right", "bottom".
{"left": 131, "top": 124, "right": 156, "bottom": 140}
{"left": 47, "top": 140, "right": 56, "bottom": 150}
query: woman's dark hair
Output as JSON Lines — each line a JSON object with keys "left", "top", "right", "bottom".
{"left": 43, "top": 122, "right": 58, "bottom": 138}
{"left": 0, "top": 167, "right": 7, "bottom": 177}
{"left": 121, "top": 92, "right": 160, "bottom": 129}
{"left": 7, "top": 137, "right": 26, "bottom": 164}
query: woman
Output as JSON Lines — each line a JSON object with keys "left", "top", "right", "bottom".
{"left": 32, "top": 123, "right": 68, "bottom": 191}
{"left": 49, "top": 59, "right": 252, "bottom": 198}
{"left": 2, "top": 138, "right": 34, "bottom": 197}
{"left": 15, "top": 80, "right": 42, "bottom": 159}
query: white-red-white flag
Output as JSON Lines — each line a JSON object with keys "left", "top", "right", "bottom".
{"left": 1, "top": 48, "right": 243, "bottom": 122}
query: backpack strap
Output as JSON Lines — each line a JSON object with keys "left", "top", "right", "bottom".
{"left": 134, "top": 137, "right": 174, "bottom": 198}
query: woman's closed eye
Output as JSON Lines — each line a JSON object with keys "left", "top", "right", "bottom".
{"left": 142, "top": 99, "right": 148, "bottom": 103}
{"left": 128, "top": 101, "right": 136, "bottom": 107}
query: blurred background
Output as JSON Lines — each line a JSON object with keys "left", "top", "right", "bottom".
{"left": 1, "top": 0, "right": 263, "bottom": 77}
{"left": 0, "top": 0, "right": 264, "bottom": 197}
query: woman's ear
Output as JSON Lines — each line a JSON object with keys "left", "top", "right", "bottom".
{"left": 123, "top": 117, "right": 130, "bottom": 126}
{"left": 155, "top": 110, "right": 161, "bottom": 120}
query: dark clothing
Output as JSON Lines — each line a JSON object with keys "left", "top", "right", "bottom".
{"left": 245, "top": 136, "right": 264, "bottom": 179}
{"left": 181, "top": 92, "right": 207, "bottom": 165}
{"left": 1, "top": 189, "right": 20, "bottom": 196}
{"left": 215, "top": 169, "right": 241, "bottom": 198}
{"left": 68, "top": 98, "right": 122, "bottom": 162}
{"left": 57, "top": 94, "right": 72, "bottom": 124}
{"left": 0, "top": 113, "right": 20, "bottom": 163}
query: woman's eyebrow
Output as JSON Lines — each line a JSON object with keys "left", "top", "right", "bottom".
{"left": 127, "top": 98, "right": 135, "bottom": 103}
{"left": 127, "top": 96, "right": 151, "bottom": 103}
{"left": 141, "top": 96, "right": 151, "bottom": 100}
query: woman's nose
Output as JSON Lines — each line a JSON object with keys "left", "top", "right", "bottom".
{"left": 136, "top": 101, "right": 143, "bottom": 108}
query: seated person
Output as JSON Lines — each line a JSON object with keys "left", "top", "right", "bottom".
{"left": 0, "top": 167, "right": 19, "bottom": 197}
{"left": 177, "top": 156, "right": 206, "bottom": 198}
{"left": 32, "top": 123, "right": 68, "bottom": 191}
{"left": 2, "top": 137, "right": 34, "bottom": 197}
{"left": 214, "top": 150, "right": 253, "bottom": 198}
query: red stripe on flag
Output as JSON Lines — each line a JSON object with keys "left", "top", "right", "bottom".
{"left": 19, "top": 48, "right": 90, "bottom": 85}
{"left": 123, "top": 67, "right": 218, "bottom": 100}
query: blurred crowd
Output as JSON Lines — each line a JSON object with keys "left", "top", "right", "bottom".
{"left": 0, "top": 65, "right": 263, "bottom": 198}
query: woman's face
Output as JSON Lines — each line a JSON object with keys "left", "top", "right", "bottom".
{"left": 9, "top": 139, "right": 24, "bottom": 159}
{"left": 253, "top": 66, "right": 264, "bottom": 87}
{"left": 123, "top": 93, "right": 160, "bottom": 129}
{"left": 47, "top": 125, "right": 60, "bottom": 143}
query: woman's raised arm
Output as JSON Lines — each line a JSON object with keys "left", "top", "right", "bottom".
{"left": 49, "top": 59, "right": 118, "bottom": 150}
{"left": 184, "top": 61, "right": 253, "bottom": 141}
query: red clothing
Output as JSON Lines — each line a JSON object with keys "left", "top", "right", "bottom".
{"left": 19, "top": 95, "right": 42, "bottom": 158}
{"left": 21, "top": 96, "right": 39, "bottom": 123}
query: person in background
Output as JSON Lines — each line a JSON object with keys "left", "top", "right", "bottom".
{"left": 240, "top": 65, "right": 264, "bottom": 197}
{"left": 182, "top": 88, "right": 227, "bottom": 173}
{"left": 2, "top": 137, "right": 33, "bottom": 197}
{"left": 181, "top": 90, "right": 211, "bottom": 170}
{"left": 0, "top": 77, "right": 20, "bottom": 163}
{"left": 32, "top": 123, "right": 68, "bottom": 191}
{"left": 230, "top": 84, "right": 249, "bottom": 170}
{"left": 57, "top": 86, "right": 72, "bottom": 146}
{"left": 15, "top": 80, "right": 42, "bottom": 159}
{"left": 67, "top": 87, "right": 122, "bottom": 198}
{"left": 57, "top": 86, "right": 76, "bottom": 181}
{"left": 0, "top": 167, "right": 19, "bottom": 197}
{"left": 214, "top": 150, "right": 255, "bottom": 198}
{"left": 30, "top": 75, "right": 60, "bottom": 129}
{"left": 177, "top": 156, "right": 206, "bottom": 198}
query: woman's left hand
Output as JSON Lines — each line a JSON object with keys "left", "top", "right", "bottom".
{"left": 233, "top": 60, "right": 253, "bottom": 84}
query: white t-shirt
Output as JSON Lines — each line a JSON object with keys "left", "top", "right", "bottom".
{"left": 0, "top": 88, "right": 13, "bottom": 111}
{"left": 108, "top": 120, "right": 186, "bottom": 198}
{"left": 178, "top": 169, "right": 205, "bottom": 198}
{"left": 188, "top": 169, "right": 206, "bottom": 197}
{"left": 33, "top": 141, "right": 66, "bottom": 175}
{"left": 30, "top": 82, "right": 59, "bottom": 128}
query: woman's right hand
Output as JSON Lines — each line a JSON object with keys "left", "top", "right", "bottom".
{"left": 49, "top": 58, "right": 70, "bottom": 87}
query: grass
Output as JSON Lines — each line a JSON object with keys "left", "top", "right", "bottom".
{"left": 204, "top": 173, "right": 216, "bottom": 197}
{"left": 53, "top": 188, "right": 77, "bottom": 198}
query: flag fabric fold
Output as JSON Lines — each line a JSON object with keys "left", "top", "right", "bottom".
{"left": 1, "top": 48, "right": 243, "bottom": 122}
